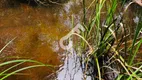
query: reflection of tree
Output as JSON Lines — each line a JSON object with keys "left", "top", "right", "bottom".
{"left": 0, "top": 0, "right": 69, "bottom": 8}
{"left": 0, "top": 0, "right": 37, "bottom": 8}
{"left": 34, "top": 0, "right": 68, "bottom": 6}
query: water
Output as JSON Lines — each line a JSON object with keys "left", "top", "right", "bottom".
{"left": 0, "top": 0, "right": 142, "bottom": 80}
{"left": 0, "top": 0, "right": 84, "bottom": 80}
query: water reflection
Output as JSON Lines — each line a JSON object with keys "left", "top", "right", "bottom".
{"left": 57, "top": 52, "right": 83, "bottom": 80}
{"left": 57, "top": 51, "right": 92, "bottom": 80}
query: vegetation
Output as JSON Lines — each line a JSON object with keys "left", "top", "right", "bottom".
{"left": 0, "top": 38, "right": 53, "bottom": 80}
{"left": 75, "top": 0, "right": 142, "bottom": 80}
{"left": 0, "top": 59, "right": 53, "bottom": 80}
{"left": 0, "top": 0, "right": 142, "bottom": 80}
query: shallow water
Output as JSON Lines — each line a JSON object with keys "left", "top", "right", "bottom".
{"left": 0, "top": 0, "right": 142, "bottom": 80}
{"left": 0, "top": 1, "right": 70, "bottom": 80}
{"left": 0, "top": 0, "right": 86, "bottom": 79}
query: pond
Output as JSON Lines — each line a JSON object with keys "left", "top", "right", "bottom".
{"left": 0, "top": 0, "right": 85, "bottom": 80}
{"left": 0, "top": 0, "right": 141, "bottom": 80}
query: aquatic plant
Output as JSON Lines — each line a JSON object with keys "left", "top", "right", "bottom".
{"left": 75, "top": 0, "right": 142, "bottom": 80}
{"left": 0, "top": 59, "right": 53, "bottom": 80}
{"left": 0, "top": 38, "right": 53, "bottom": 80}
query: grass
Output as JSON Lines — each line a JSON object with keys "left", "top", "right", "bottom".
{"left": 0, "top": 59, "right": 53, "bottom": 80}
{"left": 73, "top": 0, "right": 142, "bottom": 80}
{"left": 0, "top": 0, "right": 142, "bottom": 80}
{"left": 0, "top": 38, "right": 54, "bottom": 80}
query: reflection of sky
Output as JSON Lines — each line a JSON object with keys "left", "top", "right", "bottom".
{"left": 57, "top": 1, "right": 92, "bottom": 79}
{"left": 133, "top": 16, "right": 139, "bottom": 24}
{"left": 57, "top": 50, "right": 91, "bottom": 80}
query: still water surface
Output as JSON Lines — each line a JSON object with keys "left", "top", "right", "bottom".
{"left": 0, "top": 0, "right": 84, "bottom": 80}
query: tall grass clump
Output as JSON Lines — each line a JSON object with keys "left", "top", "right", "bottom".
{"left": 75, "top": 0, "right": 142, "bottom": 80}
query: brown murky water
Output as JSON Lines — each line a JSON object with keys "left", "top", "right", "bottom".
{"left": 0, "top": 1, "right": 72, "bottom": 80}
{"left": 0, "top": 0, "right": 87, "bottom": 79}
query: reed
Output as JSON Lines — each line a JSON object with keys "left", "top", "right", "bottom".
{"left": 76, "top": 0, "right": 142, "bottom": 80}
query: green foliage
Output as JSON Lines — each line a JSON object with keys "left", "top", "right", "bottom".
{"left": 78, "top": 0, "right": 142, "bottom": 80}
{"left": 0, "top": 59, "right": 53, "bottom": 80}
{"left": 128, "top": 21, "right": 142, "bottom": 65}
{"left": 0, "top": 38, "right": 53, "bottom": 80}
